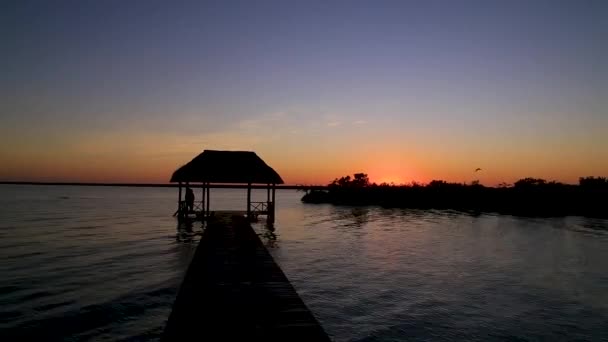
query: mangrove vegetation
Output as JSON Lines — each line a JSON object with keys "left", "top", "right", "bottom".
{"left": 301, "top": 174, "right": 608, "bottom": 218}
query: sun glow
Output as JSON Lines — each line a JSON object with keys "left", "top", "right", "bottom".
{"left": 367, "top": 162, "right": 418, "bottom": 185}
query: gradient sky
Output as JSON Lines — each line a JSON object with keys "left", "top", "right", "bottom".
{"left": 1, "top": 0, "right": 606, "bottom": 185}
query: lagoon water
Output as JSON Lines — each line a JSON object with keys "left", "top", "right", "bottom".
{"left": 1, "top": 185, "right": 608, "bottom": 341}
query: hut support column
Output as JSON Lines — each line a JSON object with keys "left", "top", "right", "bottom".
{"left": 247, "top": 183, "right": 252, "bottom": 219}
{"left": 206, "top": 183, "right": 210, "bottom": 218}
{"left": 186, "top": 182, "right": 190, "bottom": 215}
{"left": 178, "top": 182, "right": 182, "bottom": 210}
{"left": 269, "top": 183, "right": 276, "bottom": 224}
{"left": 177, "top": 182, "right": 183, "bottom": 220}
{"left": 201, "top": 184, "right": 205, "bottom": 218}
{"left": 267, "top": 184, "right": 270, "bottom": 205}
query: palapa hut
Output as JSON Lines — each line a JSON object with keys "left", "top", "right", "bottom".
{"left": 170, "top": 150, "right": 284, "bottom": 223}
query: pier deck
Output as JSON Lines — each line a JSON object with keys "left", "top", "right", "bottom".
{"left": 162, "top": 214, "right": 331, "bottom": 341}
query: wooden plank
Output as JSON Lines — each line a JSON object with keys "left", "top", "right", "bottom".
{"left": 163, "top": 215, "right": 331, "bottom": 341}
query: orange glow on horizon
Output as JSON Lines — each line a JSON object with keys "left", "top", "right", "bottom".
{"left": 0, "top": 128, "right": 605, "bottom": 186}
{"left": 0, "top": 160, "right": 601, "bottom": 186}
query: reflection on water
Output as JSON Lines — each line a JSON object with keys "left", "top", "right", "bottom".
{"left": 268, "top": 203, "right": 608, "bottom": 342}
{"left": 257, "top": 223, "right": 279, "bottom": 249}
{"left": 343, "top": 208, "right": 370, "bottom": 228}
{"left": 1, "top": 186, "right": 608, "bottom": 341}
{"left": 175, "top": 220, "right": 204, "bottom": 243}
{"left": 329, "top": 207, "right": 370, "bottom": 228}
{"left": 581, "top": 217, "right": 608, "bottom": 232}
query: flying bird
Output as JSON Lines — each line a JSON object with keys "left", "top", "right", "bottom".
{"left": 475, "top": 168, "right": 482, "bottom": 172}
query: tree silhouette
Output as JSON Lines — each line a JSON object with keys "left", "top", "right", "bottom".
{"left": 352, "top": 173, "right": 369, "bottom": 187}
{"left": 579, "top": 176, "right": 608, "bottom": 188}
{"left": 514, "top": 178, "right": 547, "bottom": 188}
{"left": 305, "top": 173, "right": 608, "bottom": 218}
{"left": 330, "top": 173, "right": 369, "bottom": 187}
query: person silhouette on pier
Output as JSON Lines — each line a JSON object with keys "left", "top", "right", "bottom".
{"left": 185, "top": 187, "right": 195, "bottom": 213}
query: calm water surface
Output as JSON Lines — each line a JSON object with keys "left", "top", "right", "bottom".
{"left": 1, "top": 185, "right": 607, "bottom": 341}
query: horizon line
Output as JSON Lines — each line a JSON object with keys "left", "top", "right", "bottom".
{"left": 0, "top": 181, "right": 328, "bottom": 189}
{"left": 1, "top": 177, "right": 602, "bottom": 188}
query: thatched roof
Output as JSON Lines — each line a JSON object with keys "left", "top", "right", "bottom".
{"left": 170, "top": 150, "right": 284, "bottom": 184}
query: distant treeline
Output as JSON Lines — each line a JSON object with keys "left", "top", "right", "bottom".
{"left": 301, "top": 173, "right": 608, "bottom": 218}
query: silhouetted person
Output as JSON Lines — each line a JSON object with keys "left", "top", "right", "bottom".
{"left": 185, "top": 187, "right": 195, "bottom": 213}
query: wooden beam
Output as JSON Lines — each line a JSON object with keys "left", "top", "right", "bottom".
{"left": 267, "top": 183, "right": 270, "bottom": 203}
{"left": 178, "top": 182, "right": 182, "bottom": 203}
{"left": 175, "top": 182, "right": 183, "bottom": 218}
{"left": 201, "top": 183, "right": 205, "bottom": 218}
{"left": 270, "top": 183, "right": 276, "bottom": 224}
{"left": 206, "top": 183, "right": 210, "bottom": 218}
{"left": 247, "top": 183, "right": 252, "bottom": 218}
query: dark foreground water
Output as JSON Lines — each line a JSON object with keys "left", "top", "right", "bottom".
{"left": 1, "top": 185, "right": 607, "bottom": 341}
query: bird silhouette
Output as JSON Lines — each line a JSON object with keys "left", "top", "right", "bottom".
{"left": 475, "top": 168, "right": 482, "bottom": 172}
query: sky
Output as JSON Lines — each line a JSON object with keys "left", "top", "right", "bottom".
{"left": 1, "top": 0, "right": 606, "bottom": 185}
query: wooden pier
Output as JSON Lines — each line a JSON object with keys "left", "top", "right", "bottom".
{"left": 162, "top": 214, "right": 331, "bottom": 341}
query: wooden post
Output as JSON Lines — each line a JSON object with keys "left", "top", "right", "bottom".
{"left": 247, "top": 183, "right": 252, "bottom": 219}
{"left": 201, "top": 183, "right": 205, "bottom": 218}
{"left": 270, "top": 183, "right": 276, "bottom": 224}
{"left": 266, "top": 183, "right": 271, "bottom": 221}
{"left": 186, "top": 182, "right": 190, "bottom": 215}
{"left": 178, "top": 182, "right": 182, "bottom": 206}
{"left": 267, "top": 183, "right": 270, "bottom": 205}
{"left": 206, "top": 183, "right": 210, "bottom": 218}
{"left": 178, "top": 182, "right": 182, "bottom": 217}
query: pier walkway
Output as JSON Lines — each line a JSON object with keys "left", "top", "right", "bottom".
{"left": 162, "top": 214, "right": 331, "bottom": 341}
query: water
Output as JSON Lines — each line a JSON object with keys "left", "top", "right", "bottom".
{"left": 1, "top": 185, "right": 607, "bottom": 341}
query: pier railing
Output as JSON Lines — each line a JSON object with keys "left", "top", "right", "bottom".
{"left": 179, "top": 201, "right": 271, "bottom": 215}
{"left": 250, "top": 201, "right": 269, "bottom": 214}
{"left": 176, "top": 200, "right": 275, "bottom": 223}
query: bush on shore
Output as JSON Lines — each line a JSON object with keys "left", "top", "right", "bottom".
{"left": 301, "top": 173, "right": 608, "bottom": 217}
